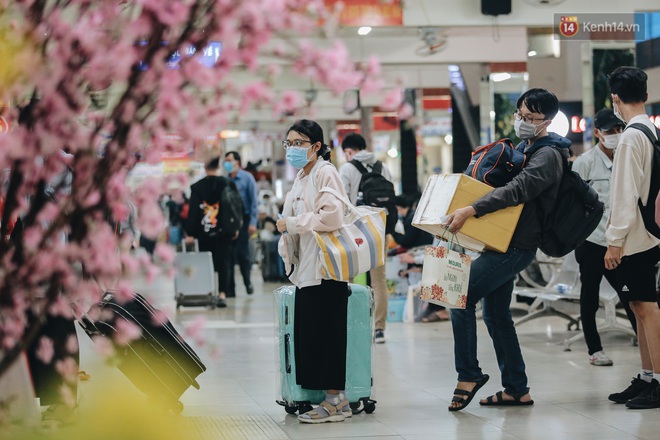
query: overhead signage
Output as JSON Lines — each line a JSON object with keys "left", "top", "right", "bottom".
{"left": 324, "top": 0, "right": 403, "bottom": 26}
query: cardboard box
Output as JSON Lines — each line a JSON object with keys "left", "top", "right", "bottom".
{"left": 412, "top": 174, "right": 523, "bottom": 253}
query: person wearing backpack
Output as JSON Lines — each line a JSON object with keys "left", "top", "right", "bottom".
{"left": 605, "top": 66, "right": 660, "bottom": 410}
{"left": 224, "top": 151, "right": 259, "bottom": 296}
{"left": 572, "top": 108, "right": 637, "bottom": 367}
{"left": 339, "top": 132, "right": 394, "bottom": 344}
{"left": 185, "top": 157, "right": 241, "bottom": 308}
{"left": 443, "top": 89, "right": 569, "bottom": 411}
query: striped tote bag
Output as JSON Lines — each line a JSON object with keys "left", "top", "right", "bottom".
{"left": 313, "top": 188, "right": 386, "bottom": 282}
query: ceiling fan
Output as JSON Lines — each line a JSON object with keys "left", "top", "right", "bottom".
{"left": 415, "top": 27, "right": 448, "bottom": 57}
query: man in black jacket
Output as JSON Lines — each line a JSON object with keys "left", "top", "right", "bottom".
{"left": 185, "top": 157, "right": 239, "bottom": 308}
{"left": 443, "top": 89, "right": 569, "bottom": 411}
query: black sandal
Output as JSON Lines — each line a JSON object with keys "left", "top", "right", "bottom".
{"left": 480, "top": 390, "right": 534, "bottom": 406}
{"left": 448, "top": 374, "right": 490, "bottom": 412}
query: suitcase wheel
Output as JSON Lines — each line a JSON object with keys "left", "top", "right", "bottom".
{"left": 149, "top": 396, "right": 184, "bottom": 414}
{"left": 284, "top": 405, "right": 298, "bottom": 415}
{"left": 349, "top": 399, "right": 376, "bottom": 414}
{"left": 171, "top": 400, "right": 184, "bottom": 414}
{"left": 297, "top": 403, "right": 313, "bottom": 415}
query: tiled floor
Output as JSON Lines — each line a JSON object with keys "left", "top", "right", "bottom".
{"left": 76, "top": 268, "right": 659, "bottom": 440}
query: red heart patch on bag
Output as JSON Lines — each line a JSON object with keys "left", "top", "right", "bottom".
{"left": 355, "top": 238, "right": 364, "bottom": 246}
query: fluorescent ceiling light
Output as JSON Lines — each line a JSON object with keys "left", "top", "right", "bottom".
{"left": 491, "top": 73, "right": 512, "bottom": 82}
{"left": 548, "top": 110, "right": 569, "bottom": 137}
{"left": 358, "top": 26, "right": 372, "bottom": 36}
{"left": 528, "top": 50, "right": 538, "bottom": 57}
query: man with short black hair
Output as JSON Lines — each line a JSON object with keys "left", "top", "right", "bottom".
{"left": 340, "top": 133, "right": 392, "bottom": 344}
{"left": 444, "top": 88, "right": 569, "bottom": 411}
{"left": 573, "top": 108, "right": 636, "bottom": 367}
{"left": 605, "top": 66, "right": 660, "bottom": 409}
{"left": 186, "top": 157, "right": 238, "bottom": 307}
{"left": 224, "top": 151, "right": 258, "bottom": 296}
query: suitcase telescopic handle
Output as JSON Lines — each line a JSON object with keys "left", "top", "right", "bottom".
{"left": 284, "top": 334, "right": 291, "bottom": 374}
{"left": 182, "top": 239, "right": 199, "bottom": 253}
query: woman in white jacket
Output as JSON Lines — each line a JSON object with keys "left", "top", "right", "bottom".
{"left": 276, "top": 119, "right": 352, "bottom": 423}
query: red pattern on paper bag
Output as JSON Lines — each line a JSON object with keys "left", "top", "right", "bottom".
{"left": 425, "top": 246, "right": 447, "bottom": 259}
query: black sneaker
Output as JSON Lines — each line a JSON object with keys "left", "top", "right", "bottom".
{"left": 246, "top": 284, "right": 254, "bottom": 295}
{"left": 216, "top": 298, "right": 227, "bottom": 308}
{"left": 608, "top": 375, "right": 651, "bottom": 403}
{"left": 626, "top": 379, "right": 660, "bottom": 409}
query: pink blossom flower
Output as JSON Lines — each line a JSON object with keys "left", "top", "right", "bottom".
{"left": 381, "top": 88, "right": 403, "bottom": 111}
{"left": 35, "top": 336, "right": 55, "bottom": 364}
{"left": 153, "top": 243, "right": 175, "bottom": 264}
{"left": 92, "top": 336, "right": 115, "bottom": 358}
{"left": 150, "top": 308, "right": 170, "bottom": 327}
{"left": 65, "top": 335, "right": 79, "bottom": 355}
{"left": 114, "top": 281, "right": 135, "bottom": 304}
{"left": 114, "top": 318, "right": 142, "bottom": 346}
{"left": 0, "top": 0, "right": 384, "bottom": 379}
{"left": 55, "top": 357, "right": 78, "bottom": 384}
{"left": 58, "top": 384, "right": 77, "bottom": 408}
{"left": 184, "top": 315, "right": 206, "bottom": 346}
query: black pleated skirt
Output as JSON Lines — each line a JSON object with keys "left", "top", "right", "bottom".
{"left": 294, "top": 279, "right": 349, "bottom": 391}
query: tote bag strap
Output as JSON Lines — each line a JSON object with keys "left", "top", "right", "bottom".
{"left": 318, "top": 187, "right": 360, "bottom": 216}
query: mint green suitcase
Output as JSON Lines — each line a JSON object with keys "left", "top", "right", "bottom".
{"left": 274, "top": 284, "right": 376, "bottom": 415}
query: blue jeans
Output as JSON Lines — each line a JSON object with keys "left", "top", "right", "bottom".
{"left": 450, "top": 247, "right": 535, "bottom": 396}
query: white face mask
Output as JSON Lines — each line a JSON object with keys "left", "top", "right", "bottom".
{"left": 514, "top": 118, "right": 542, "bottom": 140}
{"left": 612, "top": 102, "right": 625, "bottom": 123}
{"left": 601, "top": 133, "right": 620, "bottom": 150}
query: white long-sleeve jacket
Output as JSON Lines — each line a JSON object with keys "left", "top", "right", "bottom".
{"left": 606, "top": 115, "right": 660, "bottom": 255}
{"left": 278, "top": 159, "right": 348, "bottom": 288}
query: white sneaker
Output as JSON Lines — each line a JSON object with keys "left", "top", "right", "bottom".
{"left": 374, "top": 329, "right": 385, "bottom": 344}
{"left": 589, "top": 350, "right": 613, "bottom": 366}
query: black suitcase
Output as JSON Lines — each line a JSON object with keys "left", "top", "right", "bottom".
{"left": 79, "top": 291, "right": 206, "bottom": 412}
{"left": 261, "top": 236, "right": 287, "bottom": 282}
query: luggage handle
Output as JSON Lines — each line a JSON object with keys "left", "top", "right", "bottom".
{"left": 284, "top": 334, "right": 291, "bottom": 374}
{"left": 181, "top": 238, "right": 199, "bottom": 253}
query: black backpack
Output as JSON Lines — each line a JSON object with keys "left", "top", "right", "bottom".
{"left": 219, "top": 178, "right": 244, "bottom": 236}
{"left": 537, "top": 155, "right": 604, "bottom": 258}
{"left": 350, "top": 160, "right": 397, "bottom": 234}
{"left": 200, "top": 177, "right": 244, "bottom": 238}
{"left": 626, "top": 123, "right": 660, "bottom": 239}
{"left": 464, "top": 138, "right": 527, "bottom": 187}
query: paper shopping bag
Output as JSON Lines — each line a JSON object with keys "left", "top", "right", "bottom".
{"left": 403, "top": 283, "right": 428, "bottom": 323}
{"left": 420, "top": 245, "right": 471, "bottom": 309}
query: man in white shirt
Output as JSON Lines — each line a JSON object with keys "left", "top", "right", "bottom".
{"left": 573, "top": 108, "right": 636, "bottom": 367}
{"left": 339, "top": 133, "right": 392, "bottom": 344}
{"left": 605, "top": 67, "right": 660, "bottom": 409}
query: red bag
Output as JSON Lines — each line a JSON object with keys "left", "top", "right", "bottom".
{"left": 180, "top": 202, "right": 189, "bottom": 220}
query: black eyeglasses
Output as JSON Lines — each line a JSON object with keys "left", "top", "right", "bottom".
{"left": 513, "top": 112, "right": 546, "bottom": 124}
{"left": 282, "top": 139, "right": 313, "bottom": 149}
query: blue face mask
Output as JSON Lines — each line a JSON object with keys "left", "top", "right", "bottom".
{"left": 286, "top": 146, "right": 312, "bottom": 169}
{"left": 223, "top": 161, "right": 235, "bottom": 174}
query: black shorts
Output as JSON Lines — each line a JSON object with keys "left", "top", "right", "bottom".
{"left": 616, "top": 246, "right": 660, "bottom": 302}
